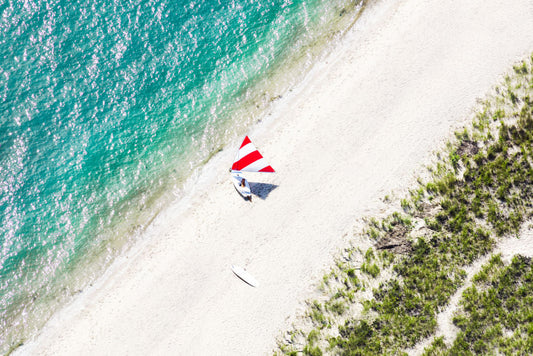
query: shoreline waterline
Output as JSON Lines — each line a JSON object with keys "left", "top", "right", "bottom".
{"left": 1, "top": 0, "right": 367, "bottom": 352}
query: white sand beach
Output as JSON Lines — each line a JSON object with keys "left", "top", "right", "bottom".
{"left": 17, "top": 0, "right": 533, "bottom": 354}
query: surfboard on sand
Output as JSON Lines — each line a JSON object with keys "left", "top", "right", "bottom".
{"left": 231, "top": 265, "right": 259, "bottom": 287}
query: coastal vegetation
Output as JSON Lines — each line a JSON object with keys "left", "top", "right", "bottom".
{"left": 276, "top": 53, "right": 533, "bottom": 355}
{"left": 425, "top": 253, "right": 533, "bottom": 355}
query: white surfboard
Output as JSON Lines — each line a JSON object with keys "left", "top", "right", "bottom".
{"left": 231, "top": 265, "right": 259, "bottom": 287}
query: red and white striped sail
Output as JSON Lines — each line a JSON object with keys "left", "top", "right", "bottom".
{"left": 231, "top": 136, "right": 275, "bottom": 173}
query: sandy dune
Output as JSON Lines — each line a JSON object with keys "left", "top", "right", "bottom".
{"left": 17, "top": 0, "right": 533, "bottom": 354}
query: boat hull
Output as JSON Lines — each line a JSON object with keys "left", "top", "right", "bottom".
{"left": 231, "top": 173, "right": 251, "bottom": 200}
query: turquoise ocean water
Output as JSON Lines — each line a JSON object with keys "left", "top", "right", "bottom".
{"left": 0, "top": 0, "right": 363, "bottom": 351}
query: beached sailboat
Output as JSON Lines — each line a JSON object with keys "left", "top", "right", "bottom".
{"left": 230, "top": 136, "right": 275, "bottom": 201}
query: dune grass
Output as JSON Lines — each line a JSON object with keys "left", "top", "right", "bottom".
{"left": 424, "top": 253, "right": 533, "bottom": 355}
{"left": 276, "top": 53, "right": 533, "bottom": 355}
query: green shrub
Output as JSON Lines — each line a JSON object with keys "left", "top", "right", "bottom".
{"left": 362, "top": 263, "right": 380, "bottom": 278}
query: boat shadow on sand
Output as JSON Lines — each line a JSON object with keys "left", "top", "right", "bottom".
{"left": 248, "top": 182, "right": 278, "bottom": 200}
